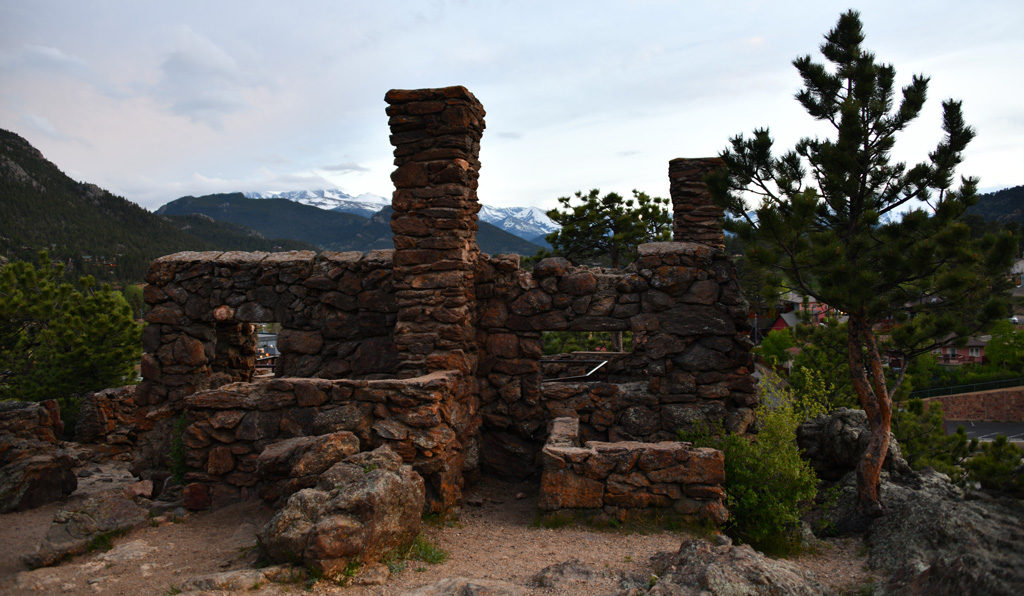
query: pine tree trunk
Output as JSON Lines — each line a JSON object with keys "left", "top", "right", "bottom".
{"left": 846, "top": 314, "right": 893, "bottom": 516}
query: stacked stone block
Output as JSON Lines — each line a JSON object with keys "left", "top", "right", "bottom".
{"left": 669, "top": 157, "right": 726, "bottom": 249}
{"left": 539, "top": 417, "right": 727, "bottom": 524}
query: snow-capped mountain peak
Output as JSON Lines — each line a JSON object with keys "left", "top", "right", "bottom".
{"left": 245, "top": 188, "right": 558, "bottom": 242}
{"left": 244, "top": 189, "right": 389, "bottom": 218}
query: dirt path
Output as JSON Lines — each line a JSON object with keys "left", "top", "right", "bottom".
{"left": 0, "top": 463, "right": 877, "bottom": 595}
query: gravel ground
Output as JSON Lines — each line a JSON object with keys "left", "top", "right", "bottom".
{"left": 0, "top": 459, "right": 880, "bottom": 595}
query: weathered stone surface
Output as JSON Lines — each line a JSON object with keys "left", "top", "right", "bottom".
{"left": 258, "top": 446, "right": 424, "bottom": 578}
{"left": 21, "top": 490, "right": 149, "bottom": 569}
{"left": 532, "top": 558, "right": 605, "bottom": 588}
{"left": 644, "top": 537, "right": 827, "bottom": 595}
{"left": 256, "top": 431, "right": 361, "bottom": 504}
{"left": 407, "top": 577, "right": 526, "bottom": 596}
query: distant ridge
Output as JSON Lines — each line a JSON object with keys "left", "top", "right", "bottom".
{"left": 967, "top": 186, "right": 1024, "bottom": 224}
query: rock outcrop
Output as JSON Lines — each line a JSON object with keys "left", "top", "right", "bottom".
{"left": 644, "top": 537, "right": 828, "bottom": 595}
{"left": 824, "top": 469, "right": 1024, "bottom": 595}
{"left": 796, "top": 407, "right": 911, "bottom": 481}
{"left": 0, "top": 400, "right": 77, "bottom": 513}
{"left": 258, "top": 446, "right": 424, "bottom": 578}
{"left": 21, "top": 489, "right": 150, "bottom": 568}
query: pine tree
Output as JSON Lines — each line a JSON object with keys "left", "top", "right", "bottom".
{"left": 544, "top": 189, "right": 672, "bottom": 269}
{"left": 0, "top": 253, "right": 141, "bottom": 407}
{"left": 709, "top": 10, "right": 1013, "bottom": 514}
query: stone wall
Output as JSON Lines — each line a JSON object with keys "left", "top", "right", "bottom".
{"left": 474, "top": 242, "right": 755, "bottom": 476}
{"left": 77, "top": 385, "right": 136, "bottom": 446}
{"left": 538, "top": 417, "right": 727, "bottom": 524}
{"left": 134, "top": 250, "right": 398, "bottom": 472}
{"left": 179, "top": 371, "right": 465, "bottom": 511}
{"left": 923, "top": 387, "right": 1024, "bottom": 422}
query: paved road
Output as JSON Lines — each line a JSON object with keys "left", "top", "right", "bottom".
{"left": 944, "top": 420, "right": 1024, "bottom": 443}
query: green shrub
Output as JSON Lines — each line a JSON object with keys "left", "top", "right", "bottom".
{"left": 894, "top": 398, "right": 976, "bottom": 482}
{"left": 681, "top": 372, "right": 819, "bottom": 555}
{"left": 966, "top": 435, "right": 1023, "bottom": 497}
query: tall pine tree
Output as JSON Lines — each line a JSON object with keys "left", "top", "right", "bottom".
{"left": 709, "top": 10, "right": 1013, "bottom": 514}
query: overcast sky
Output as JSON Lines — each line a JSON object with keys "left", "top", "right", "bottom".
{"left": 1, "top": 1, "right": 1021, "bottom": 211}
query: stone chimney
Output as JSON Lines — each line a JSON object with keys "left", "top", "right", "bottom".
{"left": 385, "top": 86, "right": 486, "bottom": 378}
{"left": 668, "top": 157, "right": 726, "bottom": 249}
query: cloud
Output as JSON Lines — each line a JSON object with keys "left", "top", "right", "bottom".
{"left": 151, "top": 28, "right": 257, "bottom": 126}
{"left": 18, "top": 113, "right": 85, "bottom": 144}
{"left": 321, "top": 161, "right": 369, "bottom": 173}
{"left": 617, "top": 150, "right": 641, "bottom": 157}
{"left": 495, "top": 131, "right": 523, "bottom": 140}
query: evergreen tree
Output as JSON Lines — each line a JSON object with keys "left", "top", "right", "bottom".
{"left": 0, "top": 253, "right": 141, "bottom": 406}
{"left": 544, "top": 189, "right": 672, "bottom": 268}
{"left": 709, "top": 11, "right": 1013, "bottom": 514}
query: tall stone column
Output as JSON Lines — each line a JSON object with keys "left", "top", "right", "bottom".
{"left": 668, "top": 157, "right": 726, "bottom": 249}
{"left": 385, "top": 86, "right": 486, "bottom": 379}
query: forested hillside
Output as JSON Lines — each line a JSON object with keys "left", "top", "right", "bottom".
{"left": 0, "top": 129, "right": 311, "bottom": 282}
{"left": 967, "top": 186, "right": 1024, "bottom": 224}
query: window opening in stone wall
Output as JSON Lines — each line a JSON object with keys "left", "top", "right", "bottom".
{"left": 540, "top": 330, "right": 635, "bottom": 381}
{"left": 211, "top": 319, "right": 261, "bottom": 384}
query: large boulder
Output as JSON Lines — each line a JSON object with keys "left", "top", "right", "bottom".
{"left": 823, "top": 469, "right": 1024, "bottom": 595}
{"left": 21, "top": 489, "right": 150, "bottom": 568}
{"left": 0, "top": 400, "right": 77, "bottom": 513}
{"left": 258, "top": 445, "right": 424, "bottom": 578}
{"left": 256, "top": 431, "right": 361, "bottom": 505}
{"left": 796, "top": 408, "right": 911, "bottom": 481}
{"left": 644, "top": 537, "right": 828, "bottom": 595}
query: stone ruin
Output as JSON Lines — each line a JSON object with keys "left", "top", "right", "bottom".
{"left": 131, "top": 86, "right": 756, "bottom": 523}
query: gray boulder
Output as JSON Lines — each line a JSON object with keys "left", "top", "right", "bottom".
{"left": 258, "top": 445, "right": 424, "bottom": 579}
{"left": 644, "top": 537, "right": 829, "bottom": 595}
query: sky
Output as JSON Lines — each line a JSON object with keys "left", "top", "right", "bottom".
{"left": 1, "top": 0, "right": 1022, "bottom": 212}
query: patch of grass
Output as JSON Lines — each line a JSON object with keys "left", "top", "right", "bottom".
{"left": 86, "top": 527, "right": 130, "bottom": 553}
{"left": 362, "top": 463, "right": 377, "bottom": 474}
{"left": 342, "top": 559, "right": 361, "bottom": 578}
{"left": 422, "top": 511, "right": 460, "bottom": 528}
{"left": 166, "top": 587, "right": 182, "bottom": 595}
{"left": 381, "top": 533, "right": 449, "bottom": 575}
{"left": 415, "top": 566, "right": 427, "bottom": 572}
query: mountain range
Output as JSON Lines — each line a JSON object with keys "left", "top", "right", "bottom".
{"left": 157, "top": 193, "right": 544, "bottom": 255}
{"left": 244, "top": 188, "right": 558, "bottom": 245}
